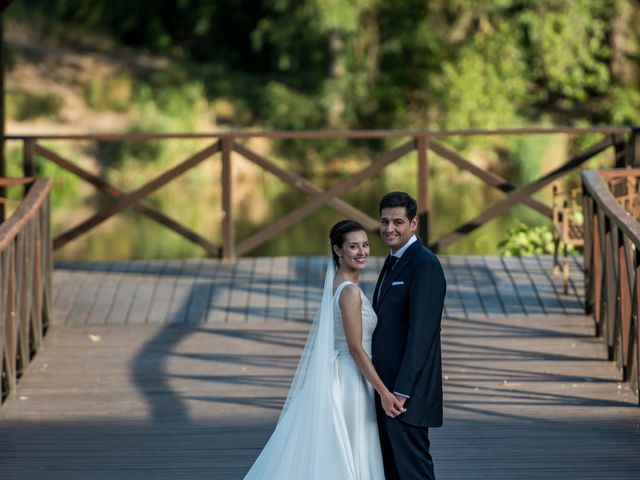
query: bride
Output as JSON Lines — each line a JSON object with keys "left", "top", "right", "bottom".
{"left": 243, "top": 220, "right": 405, "bottom": 479}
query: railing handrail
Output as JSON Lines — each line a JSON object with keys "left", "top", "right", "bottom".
{"left": 6, "top": 127, "right": 637, "bottom": 259}
{"left": 4, "top": 125, "right": 635, "bottom": 142}
{"left": 582, "top": 167, "right": 640, "bottom": 403}
{"left": 582, "top": 170, "right": 640, "bottom": 249}
{"left": 0, "top": 176, "right": 53, "bottom": 404}
{"left": 0, "top": 178, "right": 52, "bottom": 251}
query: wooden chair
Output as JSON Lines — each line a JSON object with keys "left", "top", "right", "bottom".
{"left": 609, "top": 176, "right": 640, "bottom": 220}
{"left": 552, "top": 185, "right": 584, "bottom": 294}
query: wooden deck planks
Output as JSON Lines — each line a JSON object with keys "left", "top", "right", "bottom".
{"left": 484, "top": 256, "right": 526, "bottom": 315}
{"left": 51, "top": 255, "right": 589, "bottom": 325}
{"left": 286, "top": 257, "right": 307, "bottom": 322}
{"left": 1, "top": 312, "right": 638, "bottom": 479}
{"left": 519, "top": 256, "right": 564, "bottom": 315}
{"left": 54, "top": 261, "right": 103, "bottom": 324}
{"left": 440, "top": 256, "right": 466, "bottom": 318}
{"left": 145, "top": 259, "right": 184, "bottom": 324}
{"left": 206, "top": 262, "right": 237, "bottom": 323}
{"left": 263, "top": 257, "right": 289, "bottom": 322}
{"left": 447, "top": 256, "right": 485, "bottom": 315}
{"left": 126, "top": 260, "right": 167, "bottom": 324}
{"left": 2, "top": 254, "right": 639, "bottom": 479}
{"left": 186, "top": 260, "right": 218, "bottom": 324}
{"left": 510, "top": 256, "right": 547, "bottom": 316}
{"left": 225, "top": 259, "right": 253, "bottom": 323}
{"left": 85, "top": 261, "right": 131, "bottom": 325}
{"left": 166, "top": 258, "right": 203, "bottom": 324}
{"left": 245, "top": 257, "right": 270, "bottom": 322}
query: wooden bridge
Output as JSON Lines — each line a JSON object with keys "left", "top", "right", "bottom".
{"left": 0, "top": 254, "right": 639, "bottom": 479}
{"left": 2, "top": 128, "right": 640, "bottom": 479}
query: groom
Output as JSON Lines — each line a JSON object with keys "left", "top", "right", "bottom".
{"left": 372, "top": 191, "right": 446, "bottom": 480}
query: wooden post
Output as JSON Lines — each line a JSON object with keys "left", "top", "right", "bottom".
{"left": 593, "top": 210, "right": 603, "bottom": 335}
{"left": 5, "top": 246, "right": 16, "bottom": 393}
{"left": 619, "top": 241, "right": 632, "bottom": 378}
{"left": 634, "top": 261, "right": 640, "bottom": 401}
{"left": 583, "top": 190, "right": 593, "bottom": 314}
{"left": 417, "top": 135, "right": 429, "bottom": 246}
{"left": 613, "top": 133, "right": 627, "bottom": 168}
{"left": 0, "top": 13, "right": 5, "bottom": 222}
{"left": 221, "top": 138, "right": 235, "bottom": 260}
{"left": 629, "top": 127, "right": 640, "bottom": 167}
{"left": 604, "top": 221, "right": 617, "bottom": 360}
{"left": 23, "top": 139, "right": 35, "bottom": 194}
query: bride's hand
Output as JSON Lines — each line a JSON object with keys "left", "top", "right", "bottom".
{"left": 381, "top": 391, "right": 405, "bottom": 418}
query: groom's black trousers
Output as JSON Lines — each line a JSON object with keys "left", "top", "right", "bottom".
{"left": 376, "top": 399, "right": 435, "bottom": 480}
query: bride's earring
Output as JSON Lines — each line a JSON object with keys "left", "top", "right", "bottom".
{"left": 338, "top": 257, "right": 343, "bottom": 265}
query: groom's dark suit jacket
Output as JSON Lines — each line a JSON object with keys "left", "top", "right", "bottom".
{"left": 372, "top": 240, "right": 446, "bottom": 428}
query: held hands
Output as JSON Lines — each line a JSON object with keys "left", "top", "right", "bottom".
{"left": 381, "top": 391, "right": 407, "bottom": 418}
{"left": 394, "top": 393, "right": 408, "bottom": 408}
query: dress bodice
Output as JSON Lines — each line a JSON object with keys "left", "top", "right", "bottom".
{"left": 333, "top": 281, "right": 378, "bottom": 357}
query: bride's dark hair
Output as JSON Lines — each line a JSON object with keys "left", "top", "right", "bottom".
{"left": 329, "top": 220, "right": 366, "bottom": 269}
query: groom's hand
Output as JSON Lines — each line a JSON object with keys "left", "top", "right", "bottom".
{"left": 394, "top": 394, "right": 408, "bottom": 413}
{"left": 382, "top": 393, "right": 405, "bottom": 418}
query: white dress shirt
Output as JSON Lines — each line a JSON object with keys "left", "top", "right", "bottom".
{"left": 391, "top": 234, "right": 418, "bottom": 260}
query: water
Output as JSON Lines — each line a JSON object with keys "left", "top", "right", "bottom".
{"left": 51, "top": 172, "right": 551, "bottom": 260}
{"left": 18, "top": 134, "right": 609, "bottom": 261}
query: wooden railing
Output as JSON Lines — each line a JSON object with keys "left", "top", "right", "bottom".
{"left": 6, "top": 127, "right": 639, "bottom": 259}
{"left": 0, "top": 177, "right": 53, "bottom": 403}
{"left": 583, "top": 169, "right": 640, "bottom": 404}
{"left": 604, "top": 173, "right": 640, "bottom": 219}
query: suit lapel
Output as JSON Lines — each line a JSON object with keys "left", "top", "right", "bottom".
{"left": 376, "top": 241, "right": 421, "bottom": 308}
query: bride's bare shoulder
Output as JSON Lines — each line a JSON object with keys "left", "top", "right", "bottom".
{"left": 338, "top": 283, "right": 362, "bottom": 307}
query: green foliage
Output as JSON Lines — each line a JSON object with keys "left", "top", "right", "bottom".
{"left": 498, "top": 222, "right": 579, "bottom": 257}
{"left": 605, "top": 87, "right": 640, "bottom": 125}
{"left": 260, "top": 82, "right": 325, "bottom": 130}
{"left": 520, "top": 0, "right": 613, "bottom": 103}
{"left": 498, "top": 223, "right": 554, "bottom": 256}
{"left": 5, "top": 0, "right": 640, "bottom": 260}
{"left": 85, "top": 76, "right": 133, "bottom": 112}
{"left": 506, "top": 135, "right": 555, "bottom": 184}
{"left": 9, "top": 0, "right": 640, "bottom": 131}
{"left": 6, "top": 90, "right": 63, "bottom": 121}
{"left": 431, "top": 23, "right": 530, "bottom": 130}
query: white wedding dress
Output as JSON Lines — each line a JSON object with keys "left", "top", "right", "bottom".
{"left": 243, "top": 262, "right": 385, "bottom": 479}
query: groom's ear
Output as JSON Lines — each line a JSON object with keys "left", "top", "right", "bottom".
{"left": 410, "top": 216, "right": 418, "bottom": 231}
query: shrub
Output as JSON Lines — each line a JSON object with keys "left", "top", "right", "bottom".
{"left": 6, "top": 90, "right": 63, "bottom": 121}
{"left": 498, "top": 222, "right": 580, "bottom": 257}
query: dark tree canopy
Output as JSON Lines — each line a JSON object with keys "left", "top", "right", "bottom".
{"left": 8, "top": 0, "right": 640, "bottom": 130}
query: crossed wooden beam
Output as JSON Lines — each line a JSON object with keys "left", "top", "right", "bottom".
{"left": 35, "top": 142, "right": 223, "bottom": 255}
{"left": 28, "top": 134, "right": 614, "bottom": 258}
{"left": 429, "top": 136, "right": 614, "bottom": 251}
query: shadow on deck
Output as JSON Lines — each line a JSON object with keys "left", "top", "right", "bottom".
{"left": 1, "top": 255, "right": 639, "bottom": 480}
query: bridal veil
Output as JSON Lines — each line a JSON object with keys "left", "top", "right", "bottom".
{"left": 244, "top": 260, "right": 357, "bottom": 479}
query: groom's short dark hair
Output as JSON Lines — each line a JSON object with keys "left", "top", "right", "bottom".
{"left": 380, "top": 191, "right": 417, "bottom": 221}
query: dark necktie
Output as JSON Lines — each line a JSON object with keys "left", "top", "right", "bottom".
{"left": 381, "top": 254, "right": 398, "bottom": 287}
{"left": 375, "top": 254, "right": 398, "bottom": 307}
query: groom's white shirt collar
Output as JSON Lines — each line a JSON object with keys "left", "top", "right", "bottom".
{"left": 391, "top": 234, "right": 418, "bottom": 259}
